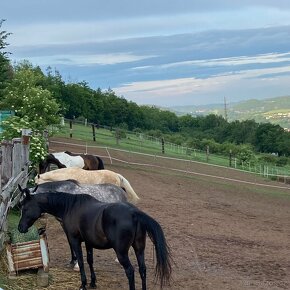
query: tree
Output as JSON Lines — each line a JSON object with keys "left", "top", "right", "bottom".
{"left": 1, "top": 61, "right": 61, "bottom": 131}
{"left": 0, "top": 61, "right": 61, "bottom": 165}
{"left": 0, "top": 19, "right": 13, "bottom": 99}
{"left": 254, "top": 123, "right": 285, "bottom": 155}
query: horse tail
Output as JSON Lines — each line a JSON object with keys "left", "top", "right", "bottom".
{"left": 96, "top": 156, "right": 105, "bottom": 170}
{"left": 117, "top": 174, "right": 139, "bottom": 203}
{"left": 137, "top": 211, "right": 172, "bottom": 287}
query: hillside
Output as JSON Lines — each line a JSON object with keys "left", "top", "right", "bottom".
{"left": 169, "top": 96, "right": 290, "bottom": 129}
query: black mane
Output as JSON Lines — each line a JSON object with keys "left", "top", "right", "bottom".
{"left": 46, "top": 191, "right": 95, "bottom": 206}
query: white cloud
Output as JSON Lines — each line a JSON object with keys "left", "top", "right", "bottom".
{"left": 12, "top": 53, "right": 155, "bottom": 66}
{"left": 113, "top": 65, "right": 290, "bottom": 105}
{"left": 162, "top": 53, "right": 290, "bottom": 69}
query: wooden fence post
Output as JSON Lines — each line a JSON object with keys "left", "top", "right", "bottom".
{"left": 70, "top": 120, "right": 73, "bottom": 138}
{"left": 21, "top": 130, "right": 31, "bottom": 191}
{"left": 1, "top": 141, "right": 13, "bottom": 186}
{"left": 0, "top": 148, "right": 2, "bottom": 194}
{"left": 12, "top": 138, "right": 22, "bottom": 178}
{"left": 92, "top": 124, "right": 96, "bottom": 142}
{"left": 116, "top": 128, "right": 120, "bottom": 145}
{"left": 229, "top": 149, "right": 232, "bottom": 167}
{"left": 206, "top": 145, "right": 210, "bottom": 162}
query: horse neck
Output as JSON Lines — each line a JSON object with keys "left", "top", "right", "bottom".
{"left": 40, "top": 192, "right": 75, "bottom": 219}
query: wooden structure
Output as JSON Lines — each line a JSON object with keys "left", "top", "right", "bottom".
{"left": 0, "top": 136, "right": 30, "bottom": 251}
{"left": 0, "top": 131, "right": 50, "bottom": 286}
{"left": 6, "top": 233, "right": 49, "bottom": 276}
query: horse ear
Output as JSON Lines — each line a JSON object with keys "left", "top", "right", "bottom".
{"left": 18, "top": 184, "right": 23, "bottom": 193}
{"left": 18, "top": 184, "right": 31, "bottom": 200}
{"left": 24, "top": 188, "right": 31, "bottom": 199}
{"left": 35, "top": 174, "right": 40, "bottom": 184}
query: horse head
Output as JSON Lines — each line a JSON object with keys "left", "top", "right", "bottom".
{"left": 17, "top": 185, "right": 42, "bottom": 233}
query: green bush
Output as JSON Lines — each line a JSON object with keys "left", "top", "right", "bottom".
{"left": 276, "top": 156, "right": 288, "bottom": 167}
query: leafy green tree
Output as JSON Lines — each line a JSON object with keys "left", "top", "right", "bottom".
{"left": 0, "top": 19, "right": 13, "bottom": 99}
{"left": 1, "top": 116, "right": 47, "bottom": 165}
{"left": 40, "top": 67, "right": 67, "bottom": 113}
{"left": 254, "top": 123, "right": 285, "bottom": 155}
{"left": 276, "top": 133, "right": 290, "bottom": 157}
{"left": 0, "top": 61, "right": 61, "bottom": 131}
{"left": 236, "top": 144, "right": 256, "bottom": 165}
{"left": 0, "top": 62, "right": 61, "bottom": 165}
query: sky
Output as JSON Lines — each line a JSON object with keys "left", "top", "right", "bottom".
{"left": 2, "top": 0, "right": 290, "bottom": 107}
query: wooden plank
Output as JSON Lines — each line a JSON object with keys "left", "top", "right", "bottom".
{"left": 1, "top": 171, "right": 27, "bottom": 203}
{"left": 0, "top": 200, "right": 7, "bottom": 230}
{"left": 0, "top": 138, "right": 31, "bottom": 251}
{"left": 6, "top": 243, "right": 16, "bottom": 275}
{"left": 0, "top": 231, "right": 5, "bottom": 252}
{"left": 1, "top": 141, "right": 13, "bottom": 186}
{"left": 0, "top": 147, "right": 2, "bottom": 194}
{"left": 12, "top": 138, "right": 22, "bottom": 178}
{"left": 39, "top": 234, "right": 50, "bottom": 272}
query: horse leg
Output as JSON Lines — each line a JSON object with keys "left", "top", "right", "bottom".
{"left": 133, "top": 231, "right": 147, "bottom": 290}
{"left": 133, "top": 246, "right": 146, "bottom": 290}
{"left": 61, "top": 223, "right": 78, "bottom": 269}
{"left": 69, "top": 242, "right": 78, "bottom": 270}
{"left": 85, "top": 243, "right": 96, "bottom": 288}
{"left": 115, "top": 251, "right": 135, "bottom": 290}
{"left": 70, "top": 239, "right": 87, "bottom": 290}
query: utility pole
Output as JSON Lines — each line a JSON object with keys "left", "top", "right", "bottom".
{"left": 224, "top": 96, "right": 228, "bottom": 121}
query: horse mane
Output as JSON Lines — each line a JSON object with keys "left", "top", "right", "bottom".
{"left": 39, "top": 153, "right": 59, "bottom": 173}
{"left": 45, "top": 191, "right": 95, "bottom": 209}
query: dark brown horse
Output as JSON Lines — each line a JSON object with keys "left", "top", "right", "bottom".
{"left": 39, "top": 151, "right": 104, "bottom": 174}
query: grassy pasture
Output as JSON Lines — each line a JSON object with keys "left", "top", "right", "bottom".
{"left": 53, "top": 120, "right": 290, "bottom": 179}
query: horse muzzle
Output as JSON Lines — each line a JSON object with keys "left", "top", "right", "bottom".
{"left": 18, "top": 224, "right": 28, "bottom": 233}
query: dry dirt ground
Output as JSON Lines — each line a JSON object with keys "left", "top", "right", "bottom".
{"left": 24, "top": 138, "right": 290, "bottom": 289}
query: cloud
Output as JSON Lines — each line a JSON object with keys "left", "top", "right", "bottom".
{"left": 113, "top": 65, "right": 290, "bottom": 105}
{"left": 160, "top": 52, "right": 290, "bottom": 69}
{"left": 12, "top": 52, "right": 156, "bottom": 66}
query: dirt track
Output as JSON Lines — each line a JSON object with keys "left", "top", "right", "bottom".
{"left": 42, "top": 138, "right": 290, "bottom": 289}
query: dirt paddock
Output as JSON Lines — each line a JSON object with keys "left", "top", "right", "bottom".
{"left": 7, "top": 138, "right": 290, "bottom": 290}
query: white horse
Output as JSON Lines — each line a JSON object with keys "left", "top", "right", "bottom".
{"left": 35, "top": 168, "right": 139, "bottom": 203}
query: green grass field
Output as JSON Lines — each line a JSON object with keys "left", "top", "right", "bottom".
{"left": 52, "top": 120, "right": 290, "bottom": 179}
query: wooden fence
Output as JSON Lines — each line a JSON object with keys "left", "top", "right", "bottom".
{"left": 0, "top": 137, "right": 30, "bottom": 251}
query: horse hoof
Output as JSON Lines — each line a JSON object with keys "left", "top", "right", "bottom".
{"left": 89, "top": 283, "right": 97, "bottom": 289}
{"left": 74, "top": 262, "right": 80, "bottom": 272}
{"left": 79, "top": 287, "right": 87, "bottom": 290}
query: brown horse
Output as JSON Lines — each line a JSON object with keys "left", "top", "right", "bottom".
{"left": 39, "top": 151, "right": 104, "bottom": 174}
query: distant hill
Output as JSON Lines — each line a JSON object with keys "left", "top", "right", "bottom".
{"left": 169, "top": 96, "right": 290, "bottom": 129}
